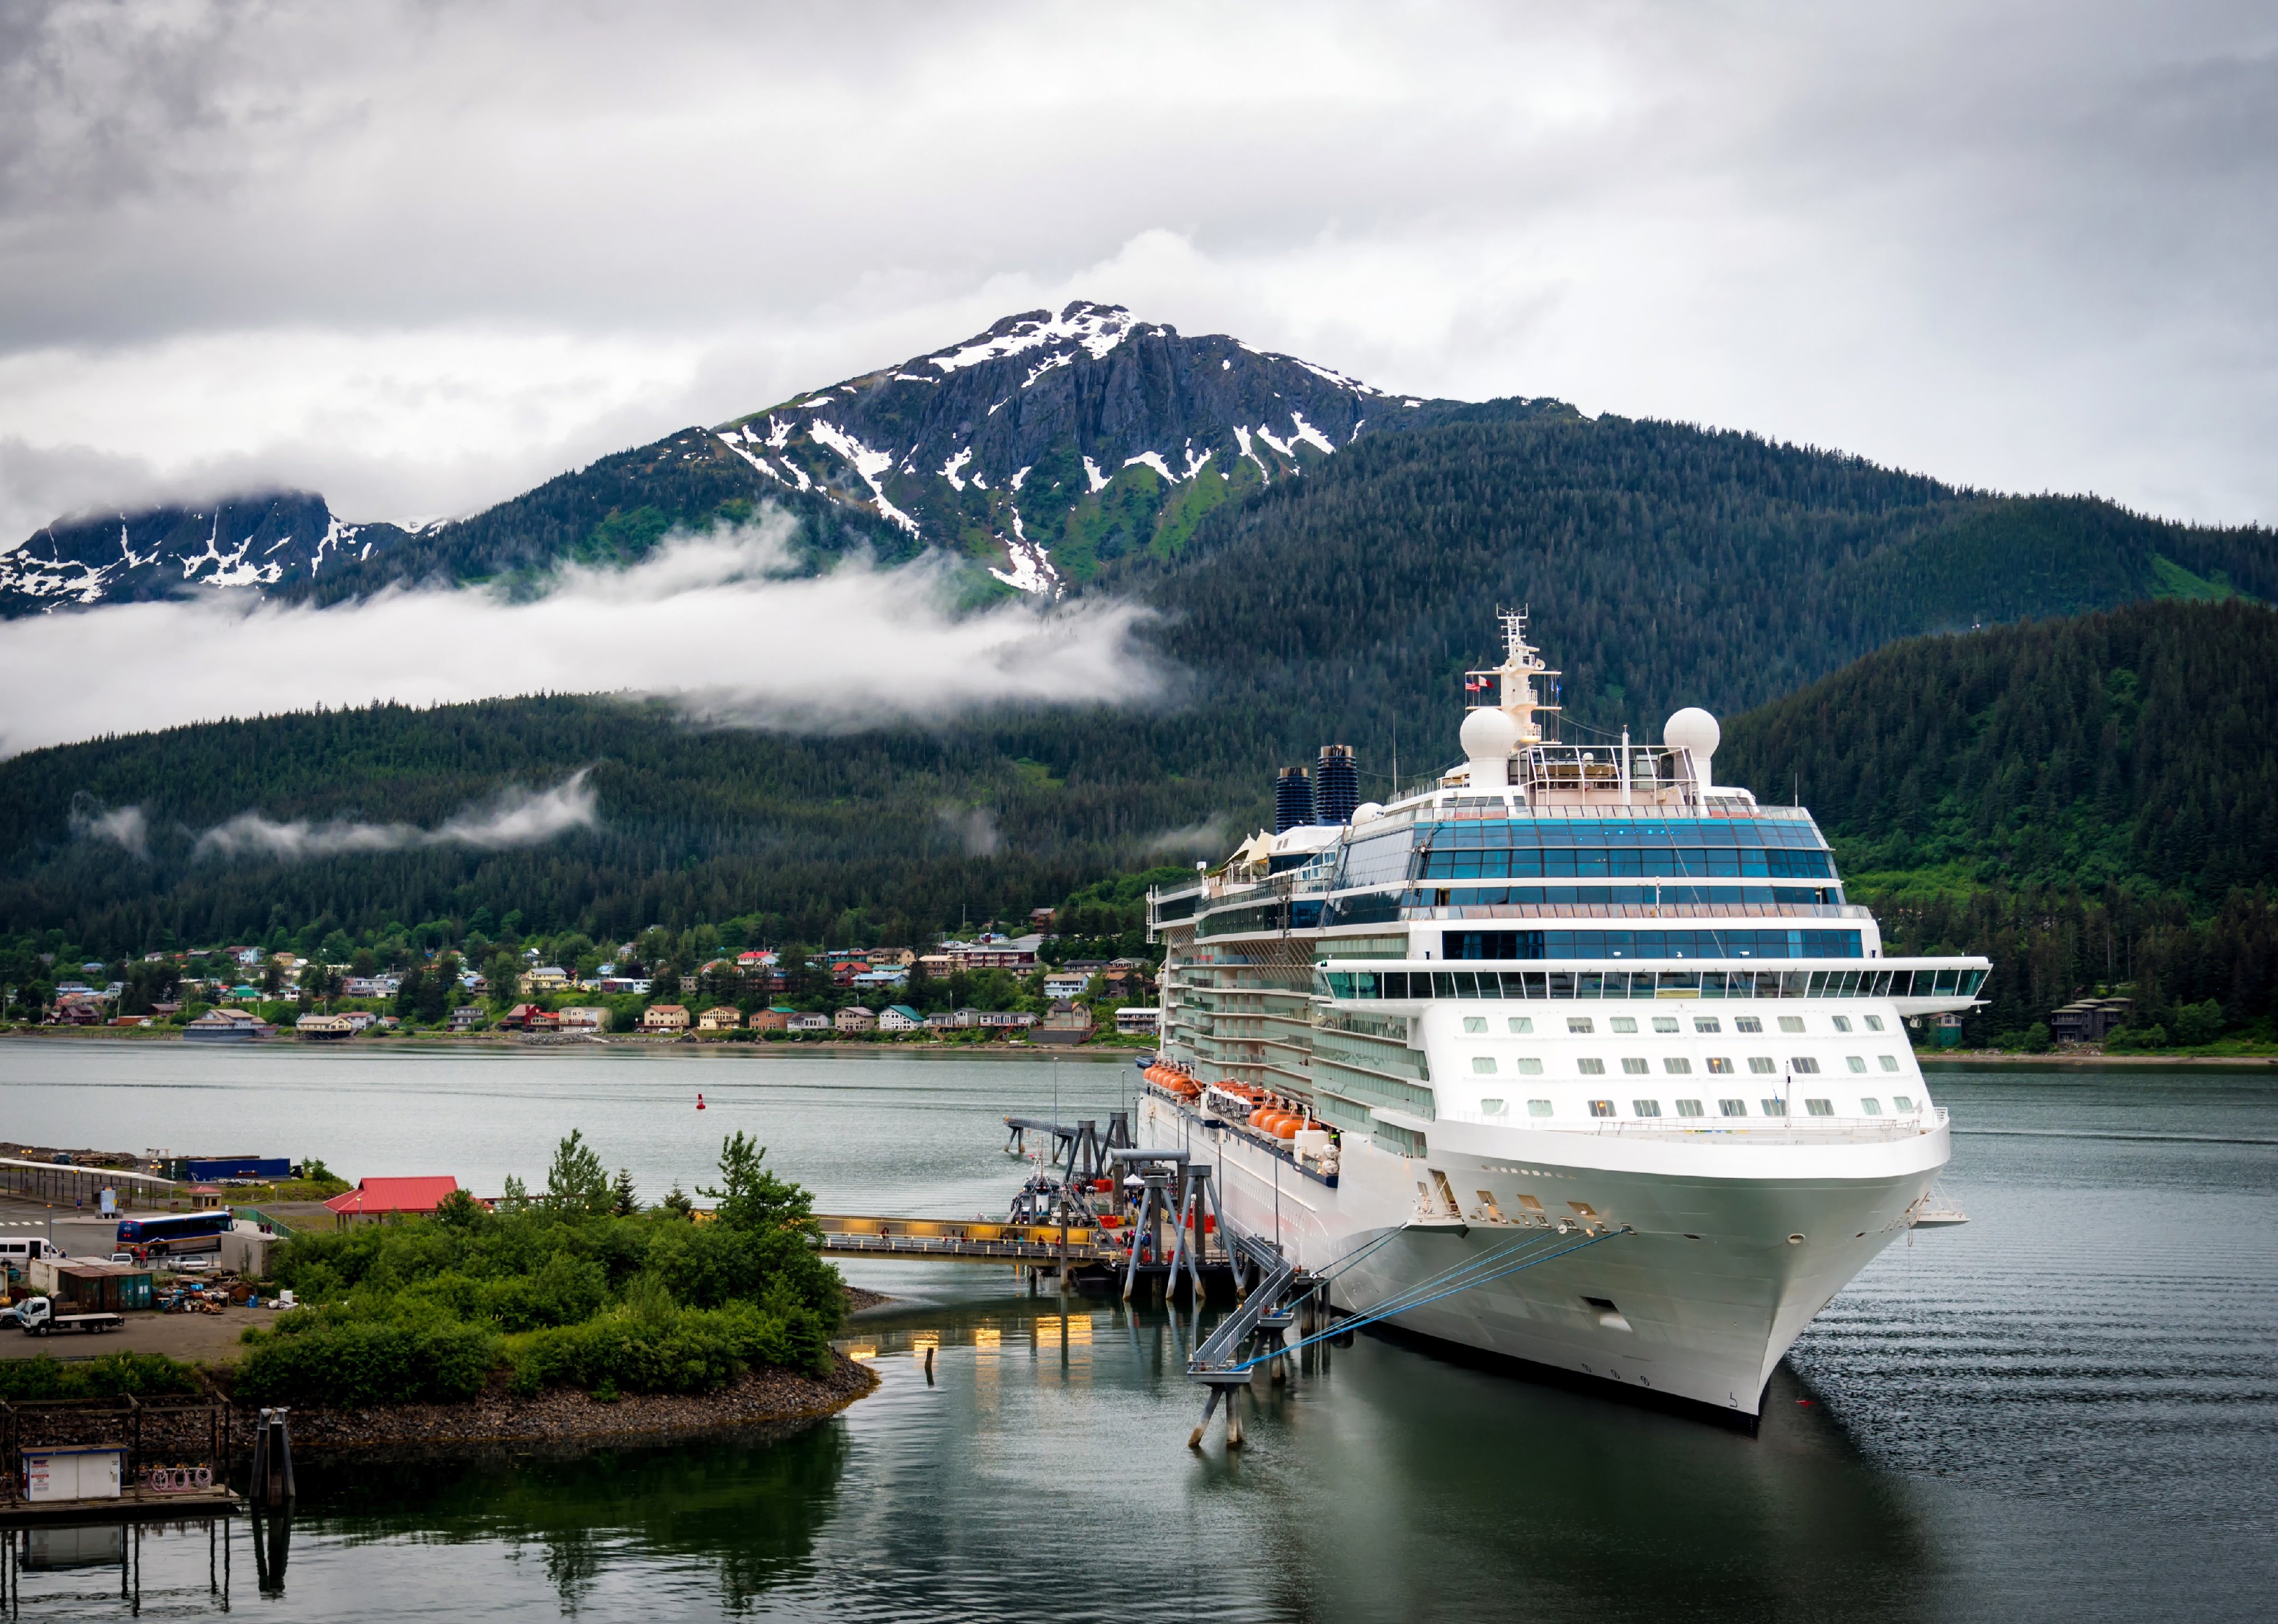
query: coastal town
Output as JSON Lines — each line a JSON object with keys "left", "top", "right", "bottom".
{"left": 1, "top": 906, "right": 1164, "bottom": 1048}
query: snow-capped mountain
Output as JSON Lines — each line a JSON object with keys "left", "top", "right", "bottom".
{"left": 7, "top": 303, "right": 1490, "bottom": 612}
{"left": 712, "top": 302, "right": 1439, "bottom": 591}
{"left": 0, "top": 493, "right": 411, "bottom": 617}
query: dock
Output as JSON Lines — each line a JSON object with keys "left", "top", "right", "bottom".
{"left": 813, "top": 1214, "right": 1121, "bottom": 1265}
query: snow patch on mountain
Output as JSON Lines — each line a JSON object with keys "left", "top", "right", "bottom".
{"left": 808, "top": 420, "right": 920, "bottom": 536}
{"left": 1288, "top": 413, "right": 1337, "bottom": 455}
{"left": 926, "top": 303, "right": 1135, "bottom": 374}
{"left": 941, "top": 447, "right": 974, "bottom": 491}
{"left": 1083, "top": 457, "right": 1110, "bottom": 495}
{"left": 1124, "top": 451, "right": 1174, "bottom": 483}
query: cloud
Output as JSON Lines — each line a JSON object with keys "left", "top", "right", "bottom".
{"left": 2, "top": 2, "right": 2276, "bottom": 536}
{"left": 193, "top": 770, "right": 598, "bottom": 862}
{"left": 1141, "top": 817, "right": 1228, "bottom": 858}
{"left": 0, "top": 512, "right": 1169, "bottom": 755}
{"left": 937, "top": 805, "right": 1001, "bottom": 859}
{"left": 68, "top": 797, "right": 148, "bottom": 856}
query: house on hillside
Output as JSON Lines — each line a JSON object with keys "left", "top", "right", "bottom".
{"left": 558, "top": 1006, "right": 610, "bottom": 1033}
{"left": 977, "top": 1010, "right": 1038, "bottom": 1031}
{"left": 697, "top": 1005, "right": 742, "bottom": 1033}
{"left": 1034, "top": 1001, "right": 1093, "bottom": 1046}
{"left": 324, "top": 1176, "right": 467, "bottom": 1228}
{"left": 877, "top": 1004, "right": 926, "bottom": 1033}
{"left": 1043, "top": 971, "right": 1091, "bottom": 1000}
{"left": 521, "top": 966, "right": 570, "bottom": 995}
{"left": 835, "top": 1006, "right": 877, "bottom": 1034}
{"left": 449, "top": 1006, "right": 487, "bottom": 1033}
{"left": 642, "top": 1003, "right": 691, "bottom": 1033}
{"left": 1114, "top": 1007, "right": 1161, "bottom": 1036}
{"left": 297, "top": 1013, "right": 357, "bottom": 1041}
{"left": 749, "top": 1006, "right": 796, "bottom": 1032}
{"left": 786, "top": 1012, "right": 831, "bottom": 1035}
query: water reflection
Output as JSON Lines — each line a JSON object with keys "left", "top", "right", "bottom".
{"left": 295, "top": 1422, "right": 850, "bottom": 1614}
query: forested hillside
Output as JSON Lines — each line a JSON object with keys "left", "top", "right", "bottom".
{"left": 1721, "top": 600, "right": 2278, "bottom": 1043}
{"left": 4, "top": 409, "right": 2275, "bottom": 979}
{"left": 1140, "top": 413, "right": 2278, "bottom": 750}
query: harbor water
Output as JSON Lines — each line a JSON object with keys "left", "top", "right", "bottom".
{"left": 2, "top": 1041, "right": 2274, "bottom": 1621}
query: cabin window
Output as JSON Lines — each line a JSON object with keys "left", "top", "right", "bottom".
{"left": 1472, "top": 1056, "right": 1498, "bottom": 1074}
{"left": 1652, "top": 1017, "right": 1680, "bottom": 1034}
{"left": 1632, "top": 1100, "right": 1662, "bottom": 1117}
{"left": 1707, "top": 1056, "right": 1734, "bottom": 1074}
{"left": 1720, "top": 1098, "right": 1748, "bottom": 1116}
{"left": 1847, "top": 1055, "right": 1868, "bottom": 1073}
{"left": 1588, "top": 1100, "right": 1616, "bottom": 1117}
{"left": 1805, "top": 1098, "right": 1834, "bottom": 1116}
{"left": 1879, "top": 1054, "right": 1900, "bottom": 1071}
{"left": 1693, "top": 1017, "right": 1721, "bottom": 1034}
{"left": 1578, "top": 1057, "right": 1607, "bottom": 1075}
{"left": 1893, "top": 1094, "right": 1915, "bottom": 1111}
{"left": 1791, "top": 1056, "right": 1821, "bottom": 1074}
{"left": 1464, "top": 1016, "right": 1488, "bottom": 1034}
{"left": 1748, "top": 1056, "right": 1777, "bottom": 1074}
{"left": 1859, "top": 1099, "right": 1881, "bottom": 1115}
{"left": 1610, "top": 1016, "right": 1639, "bottom": 1034}
{"left": 1568, "top": 1017, "right": 1595, "bottom": 1034}
{"left": 1482, "top": 1099, "right": 1508, "bottom": 1116}
{"left": 1508, "top": 1017, "right": 1534, "bottom": 1034}
{"left": 1778, "top": 1016, "right": 1805, "bottom": 1034}
{"left": 1528, "top": 1099, "right": 1554, "bottom": 1117}
{"left": 1516, "top": 1057, "right": 1544, "bottom": 1075}
{"left": 1832, "top": 1015, "right": 1853, "bottom": 1033}
{"left": 1864, "top": 1014, "right": 1885, "bottom": 1032}
{"left": 1621, "top": 1058, "right": 1650, "bottom": 1075}
{"left": 1676, "top": 1099, "right": 1705, "bottom": 1117}
{"left": 1736, "top": 1016, "right": 1764, "bottom": 1034}
{"left": 1664, "top": 1057, "right": 1693, "bottom": 1074}
{"left": 1761, "top": 1097, "right": 1789, "bottom": 1115}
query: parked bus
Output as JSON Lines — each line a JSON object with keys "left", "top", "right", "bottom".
{"left": 113, "top": 1210, "right": 232, "bottom": 1256}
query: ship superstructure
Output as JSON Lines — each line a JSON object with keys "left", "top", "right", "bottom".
{"left": 1143, "top": 612, "right": 1987, "bottom": 1417}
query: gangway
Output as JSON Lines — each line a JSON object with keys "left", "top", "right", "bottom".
{"left": 810, "top": 1214, "right": 1118, "bottom": 1266}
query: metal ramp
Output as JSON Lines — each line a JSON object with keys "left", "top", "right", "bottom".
{"left": 1183, "top": 1222, "right": 1312, "bottom": 1448}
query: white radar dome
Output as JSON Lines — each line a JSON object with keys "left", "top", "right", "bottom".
{"left": 1664, "top": 707, "right": 1721, "bottom": 784}
{"left": 1459, "top": 707, "right": 1523, "bottom": 760}
{"left": 1352, "top": 801, "right": 1385, "bottom": 825}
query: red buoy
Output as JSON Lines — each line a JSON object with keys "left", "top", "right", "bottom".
{"left": 696, "top": 1093, "right": 707, "bottom": 1111}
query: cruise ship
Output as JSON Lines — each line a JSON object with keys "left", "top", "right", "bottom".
{"left": 1140, "top": 613, "right": 1988, "bottom": 1418}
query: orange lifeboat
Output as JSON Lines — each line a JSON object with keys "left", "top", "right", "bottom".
{"left": 1274, "top": 1116, "right": 1302, "bottom": 1140}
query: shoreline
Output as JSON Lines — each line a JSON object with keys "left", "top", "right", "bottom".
{"left": 1920, "top": 1051, "right": 2278, "bottom": 1068}
{"left": 0, "top": 1029, "right": 1146, "bottom": 1061}
{"left": 126, "top": 1354, "right": 883, "bottom": 1458}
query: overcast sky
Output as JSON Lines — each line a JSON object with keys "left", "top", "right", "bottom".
{"left": 1, "top": 0, "right": 2273, "bottom": 545}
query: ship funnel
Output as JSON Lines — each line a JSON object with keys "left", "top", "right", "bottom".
{"left": 1274, "top": 767, "right": 1315, "bottom": 834}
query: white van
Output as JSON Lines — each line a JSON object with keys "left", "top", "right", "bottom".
{"left": 0, "top": 1237, "right": 66, "bottom": 1274}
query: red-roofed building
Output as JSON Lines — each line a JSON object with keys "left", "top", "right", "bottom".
{"left": 324, "top": 1176, "right": 466, "bottom": 1227}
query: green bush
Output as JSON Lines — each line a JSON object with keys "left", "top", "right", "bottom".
{"left": 0, "top": 1353, "right": 201, "bottom": 1401}
{"left": 234, "top": 1320, "right": 498, "bottom": 1406}
{"left": 2173, "top": 998, "right": 2225, "bottom": 1047}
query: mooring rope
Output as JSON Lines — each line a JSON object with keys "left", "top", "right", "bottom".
{"left": 1223, "top": 1227, "right": 1628, "bottom": 1373}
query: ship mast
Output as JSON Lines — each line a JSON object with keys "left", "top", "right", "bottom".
{"left": 1467, "top": 606, "right": 1561, "bottom": 745}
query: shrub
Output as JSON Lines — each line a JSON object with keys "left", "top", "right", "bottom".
{"left": 234, "top": 1320, "right": 498, "bottom": 1406}
{"left": 0, "top": 1353, "right": 201, "bottom": 1401}
{"left": 2173, "top": 999, "right": 2225, "bottom": 1047}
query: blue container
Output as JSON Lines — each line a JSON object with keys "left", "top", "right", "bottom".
{"left": 186, "top": 1157, "right": 292, "bottom": 1181}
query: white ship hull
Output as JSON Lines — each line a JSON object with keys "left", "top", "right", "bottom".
{"left": 1141, "top": 1090, "right": 1948, "bottom": 1418}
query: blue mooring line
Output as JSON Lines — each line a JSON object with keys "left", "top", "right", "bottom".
{"left": 1224, "top": 1228, "right": 1627, "bottom": 1373}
